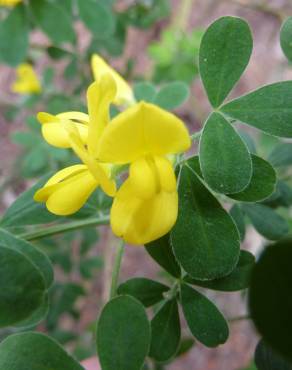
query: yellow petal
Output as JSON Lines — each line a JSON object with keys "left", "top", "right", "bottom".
{"left": 38, "top": 170, "right": 98, "bottom": 216}
{"left": 91, "top": 54, "right": 135, "bottom": 106}
{"left": 64, "top": 122, "right": 116, "bottom": 197}
{"left": 110, "top": 179, "right": 178, "bottom": 245}
{"left": 87, "top": 77, "right": 116, "bottom": 157}
{"left": 97, "top": 102, "right": 191, "bottom": 164}
{"left": 11, "top": 63, "right": 41, "bottom": 94}
{"left": 37, "top": 112, "right": 88, "bottom": 148}
{"left": 0, "top": 0, "right": 22, "bottom": 6}
{"left": 129, "top": 156, "right": 176, "bottom": 199}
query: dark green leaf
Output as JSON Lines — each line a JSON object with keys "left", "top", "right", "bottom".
{"left": 0, "top": 229, "right": 53, "bottom": 288}
{"left": 255, "top": 340, "right": 292, "bottom": 370}
{"left": 227, "top": 155, "right": 276, "bottom": 202}
{"left": 280, "top": 17, "right": 292, "bottom": 62}
{"left": 199, "top": 16, "right": 252, "bottom": 107}
{"left": 185, "top": 250, "right": 255, "bottom": 291}
{"left": 47, "top": 46, "right": 71, "bottom": 60}
{"left": 145, "top": 233, "right": 181, "bottom": 278}
{"left": 77, "top": 0, "right": 115, "bottom": 39}
{"left": 199, "top": 112, "right": 252, "bottom": 193}
{"left": 30, "top": 0, "right": 75, "bottom": 44}
{"left": 230, "top": 204, "right": 246, "bottom": 241}
{"left": 243, "top": 204, "right": 289, "bottom": 240}
{"left": 15, "top": 292, "right": 49, "bottom": 329}
{"left": 97, "top": 295, "right": 151, "bottom": 370}
{"left": 181, "top": 284, "right": 229, "bottom": 347}
{"left": 149, "top": 299, "right": 181, "bottom": 362}
{"left": 1, "top": 175, "right": 60, "bottom": 227}
{"left": 268, "top": 143, "right": 292, "bottom": 168}
{"left": 118, "top": 278, "right": 169, "bottom": 307}
{"left": 263, "top": 181, "right": 292, "bottom": 208}
{"left": 0, "top": 4, "right": 29, "bottom": 66}
{"left": 134, "top": 82, "right": 157, "bottom": 102}
{"left": 79, "top": 257, "right": 103, "bottom": 279}
{"left": 249, "top": 239, "right": 292, "bottom": 362}
{"left": 154, "top": 81, "right": 190, "bottom": 110}
{"left": 175, "top": 337, "right": 196, "bottom": 358}
{"left": 171, "top": 165, "right": 240, "bottom": 280}
{"left": 0, "top": 332, "right": 84, "bottom": 370}
{"left": 0, "top": 245, "right": 46, "bottom": 327}
{"left": 221, "top": 82, "right": 292, "bottom": 138}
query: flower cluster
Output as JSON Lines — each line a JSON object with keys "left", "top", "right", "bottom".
{"left": 34, "top": 54, "right": 190, "bottom": 245}
{"left": 12, "top": 63, "right": 41, "bottom": 94}
{"left": 0, "top": 0, "right": 22, "bottom": 6}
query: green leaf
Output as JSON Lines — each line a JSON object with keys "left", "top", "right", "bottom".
{"left": 242, "top": 204, "right": 289, "bottom": 240}
{"left": 0, "top": 4, "right": 29, "bottom": 66}
{"left": 280, "top": 17, "right": 292, "bottom": 62}
{"left": 268, "top": 143, "right": 292, "bottom": 167}
{"left": 0, "top": 332, "right": 84, "bottom": 370}
{"left": 221, "top": 82, "right": 292, "bottom": 138}
{"left": 79, "top": 257, "right": 103, "bottom": 279}
{"left": 117, "top": 278, "right": 169, "bottom": 307}
{"left": 185, "top": 250, "right": 255, "bottom": 292}
{"left": 255, "top": 340, "right": 292, "bottom": 370}
{"left": 47, "top": 46, "right": 71, "bottom": 60}
{"left": 154, "top": 81, "right": 190, "bottom": 110}
{"left": 97, "top": 295, "right": 151, "bottom": 370}
{"left": 249, "top": 239, "right": 292, "bottom": 362}
{"left": 199, "top": 112, "right": 252, "bottom": 193}
{"left": 134, "top": 82, "right": 157, "bottom": 102}
{"left": 171, "top": 164, "right": 240, "bottom": 280}
{"left": 230, "top": 204, "right": 246, "bottom": 241}
{"left": 0, "top": 229, "right": 53, "bottom": 288}
{"left": 30, "top": 0, "right": 75, "bottom": 45}
{"left": 1, "top": 175, "right": 60, "bottom": 227}
{"left": 145, "top": 233, "right": 181, "bottom": 278}
{"left": 149, "top": 299, "right": 181, "bottom": 362}
{"left": 199, "top": 16, "right": 252, "bottom": 107}
{"left": 181, "top": 284, "right": 229, "bottom": 347}
{"left": 0, "top": 245, "right": 46, "bottom": 327}
{"left": 227, "top": 155, "right": 276, "bottom": 202}
{"left": 77, "top": 0, "right": 115, "bottom": 39}
{"left": 175, "top": 337, "right": 196, "bottom": 358}
{"left": 264, "top": 181, "right": 292, "bottom": 208}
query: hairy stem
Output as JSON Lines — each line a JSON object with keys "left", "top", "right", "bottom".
{"left": 18, "top": 214, "right": 110, "bottom": 241}
{"left": 109, "top": 239, "right": 125, "bottom": 299}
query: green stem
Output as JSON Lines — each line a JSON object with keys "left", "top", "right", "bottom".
{"left": 18, "top": 215, "right": 110, "bottom": 241}
{"left": 110, "top": 239, "right": 125, "bottom": 299}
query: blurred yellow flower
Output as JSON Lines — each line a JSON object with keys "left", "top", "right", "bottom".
{"left": 97, "top": 102, "right": 191, "bottom": 245}
{"left": 0, "top": 0, "right": 22, "bottom": 6}
{"left": 12, "top": 63, "right": 41, "bottom": 94}
{"left": 91, "top": 54, "right": 135, "bottom": 107}
{"left": 34, "top": 77, "right": 117, "bottom": 215}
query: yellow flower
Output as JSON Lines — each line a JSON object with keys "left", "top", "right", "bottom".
{"left": 0, "top": 0, "right": 22, "bottom": 6}
{"left": 91, "top": 54, "right": 135, "bottom": 107}
{"left": 97, "top": 102, "right": 191, "bottom": 245}
{"left": 34, "top": 76, "right": 117, "bottom": 215}
{"left": 12, "top": 63, "right": 41, "bottom": 94}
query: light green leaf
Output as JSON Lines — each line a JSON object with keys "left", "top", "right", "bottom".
{"left": 0, "top": 246, "right": 46, "bottom": 327}
{"left": 227, "top": 155, "right": 276, "bottom": 202}
{"left": 280, "top": 17, "right": 292, "bottom": 62}
{"left": 134, "top": 82, "right": 157, "bottom": 102}
{"left": 149, "top": 299, "right": 181, "bottom": 362}
{"left": 154, "top": 81, "right": 190, "bottom": 110}
{"left": 171, "top": 164, "right": 240, "bottom": 280}
{"left": 97, "top": 295, "right": 151, "bottom": 370}
{"left": 181, "top": 284, "right": 229, "bottom": 347}
{"left": 221, "top": 82, "right": 292, "bottom": 138}
{"left": 145, "top": 233, "right": 181, "bottom": 278}
{"left": 242, "top": 204, "right": 289, "bottom": 240}
{"left": 199, "top": 112, "right": 252, "bottom": 193}
{"left": 30, "top": 0, "right": 75, "bottom": 45}
{"left": 199, "top": 16, "right": 252, "bottom": 107}
{"left": 249, "top": 239, "right": 292, "bottom": 362}
{"left": 0, "top": 229, "right": 53, "bottom": 288}
{"left": 117, "top": 278, "right": 169, "bottom": 307}
{"left": 185, "top": 250, "right": 255, "bottom": 292}
{"left": 77, "top": 0, "right": 115, "bottom": 39}
{"left": 0, "top": 4, "right": 29, "bottom": 66}
{"left": 0, "top": 332, "right": 84, "bottom": 369}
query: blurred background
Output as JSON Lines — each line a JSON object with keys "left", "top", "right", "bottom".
{"left": 1, "top": 0, "right": 292, "bottom": 369}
